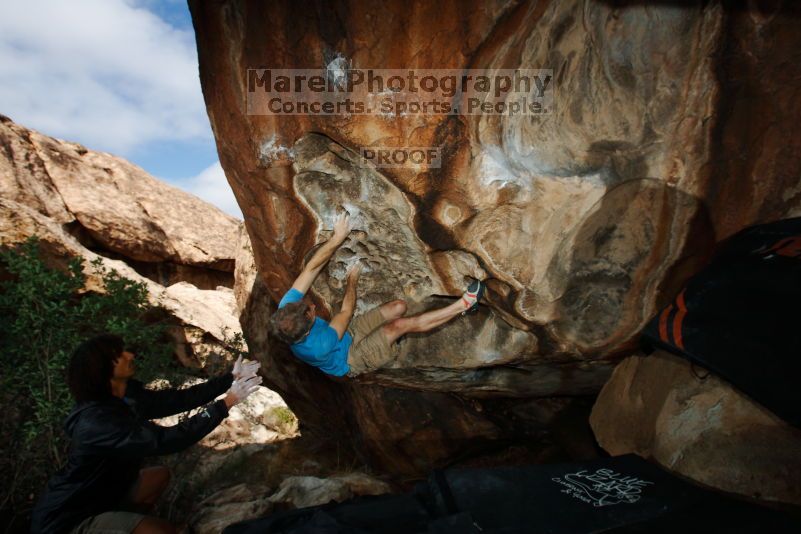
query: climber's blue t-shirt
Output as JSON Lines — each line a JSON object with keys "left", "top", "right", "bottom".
{"left": 278, "top": 288, "right": 352, "bottom": 376}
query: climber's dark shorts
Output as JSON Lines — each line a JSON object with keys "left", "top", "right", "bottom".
{"left": 347, "top": 306, "right": 395, "bottom": 376}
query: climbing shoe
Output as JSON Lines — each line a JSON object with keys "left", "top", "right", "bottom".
{"left": 461, "top": 279, "right": 485, "bottom": 315}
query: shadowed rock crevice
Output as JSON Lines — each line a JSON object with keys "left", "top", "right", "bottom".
{"left": 62, "top": 219, "right": 235, "bottom": 290}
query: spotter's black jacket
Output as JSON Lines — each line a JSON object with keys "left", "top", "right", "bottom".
{"left": 30, "top": 372, "right": 234, "bottom": 533}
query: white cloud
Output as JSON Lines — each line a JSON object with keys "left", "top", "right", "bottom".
{"left": 0, "top": 1, "right": 244, "bottom": 221}
{"left": 0, "top": 0, "right": 211, "bottom": 155}
{"left": 182, "top": 161, "right": 243, "bottom": 220}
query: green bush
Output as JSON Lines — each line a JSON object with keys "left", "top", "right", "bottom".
{"left": 0, "top": 238, "right": 188, "bottom": 515}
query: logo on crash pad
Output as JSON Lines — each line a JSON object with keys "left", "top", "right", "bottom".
{"left": 552, "top": 468, "right": 653, "bottom": 507}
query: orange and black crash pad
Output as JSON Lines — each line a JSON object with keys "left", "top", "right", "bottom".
{"left": 643, "top": 217, "right": 801, "bottom": 427}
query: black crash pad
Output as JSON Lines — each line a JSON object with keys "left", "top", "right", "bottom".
{"left": 222, "top": 454, "right": 801, "bottom": 533}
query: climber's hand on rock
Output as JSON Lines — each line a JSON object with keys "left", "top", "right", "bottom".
{"left": 346, "top": 262, "right": 362, "bottom": 284}
{"left": 232, "top": 355, "right": 260, "bottom": 381}
{"left": 332, "top": 211, "right": 351, "bottom": 243}
{"left": 225, "top": 375, "right": 262, "bottom": 408}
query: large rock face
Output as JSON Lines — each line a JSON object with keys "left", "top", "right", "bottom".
{"left": 0, "top": 197, "right": 241, "bottom": 367}
{"left": 590, "top": 351, "right": 801, "bottom": 506}
{"left": 0, "top": 115, "right": 240, "bottom": 289}
{"left": 191, "top": 0, "right": 801, "bottom": 474}
{"left": 0, "top": 116, "right": 245, "bottom": 366}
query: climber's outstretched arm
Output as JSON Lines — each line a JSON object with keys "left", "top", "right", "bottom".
{"left": 291, "top": 212, "right": 352, "bottom": 295}
{"left": 329, "top": 263, "right": 361, "bottom": 339}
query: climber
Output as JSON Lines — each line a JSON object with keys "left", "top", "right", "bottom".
{"left": 268, "top": 211, "right": 485, "bottom": 376}
{"left": 30, "top": 334, "right": 262, "bottom": 534}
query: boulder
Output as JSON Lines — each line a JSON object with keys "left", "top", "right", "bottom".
{"left": 190, "top": 0, "right": 801, "bottom": 473}
{"left": 292, "top": 133, "right": 614, "bottom": 394}
{"left": 155, "top": 382, "right": 296, "bottom": 451}
{"left": 167, "top": 430, "right": 316, "bottom": 533}
{"left": 590, "top": 351, "right": 801, "bottom": 506}
{"left": 0, "top": 116, "right": 239, "bottom": 288}
{"left": 188, "top": 473, "right": 391, "bottom": 532}
{"left": 0, "top": 195, "right": 240, "bottom": 368}
{"left": 0, "top": 115, "right": 252, "bottom": 365}
{"left": 267, "top": 473, "right": 391, "bottom": 509}
{"left": 191, "top": 483, "right": 273, "bottom": 534}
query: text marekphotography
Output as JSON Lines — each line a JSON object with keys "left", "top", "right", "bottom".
{"left": 247, "top": 68, "right": 553, "bottom": 116}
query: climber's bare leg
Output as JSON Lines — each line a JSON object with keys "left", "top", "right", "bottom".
{"left": 378, "top": 299, "right": 407, "bottom": 322}
{"left": 381, "top": 299, "right": 465, "bottom": 344}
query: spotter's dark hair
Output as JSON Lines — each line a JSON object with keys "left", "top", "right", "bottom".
{"left": 67, "top": 334, "right": 125, "bottom": 402}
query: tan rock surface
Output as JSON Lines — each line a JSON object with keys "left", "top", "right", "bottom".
{"left": 0, "top": 115, "right": 239, "bottom": 272}
{"left": 233, "top": 222, "right": 258, "bottom": 317}
{"left": 267, "top": 473, "right": 391, "bottom": 509}
{"left": 188, "top": 473, "right": 390, "bottom": 532}
{"left": 290, "top": 134, "right": 616, "bottom": 392}
{"left": 0, "top": 197, "right": 148, "bottom": 290}
{"left": 191, "top": 0, "right": 801, "bottom": 365}
{"left": 0, "top": 114, "right": 251, "bottom": 363}
{"left": 0, "top": 197, "right": 243, "bottom": 362}
{"left": 155, "top": 383, "right": 295, "bottom": 451}
{"left": 590, "top": 351, "right": 801, "bottom": 505}
{"left": 161, "top": 282, "right": 240, "bottom": 345}
{"left": 191, "top": 484, "right": 273, "bottom": 534}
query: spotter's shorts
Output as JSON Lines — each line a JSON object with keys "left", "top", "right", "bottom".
{"left": 70, "top": 511, "right": 144, "bottom": 534}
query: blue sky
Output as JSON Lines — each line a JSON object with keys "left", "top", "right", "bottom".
{"left": 0, "top": 0, "right": 241, "bottom": 218}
